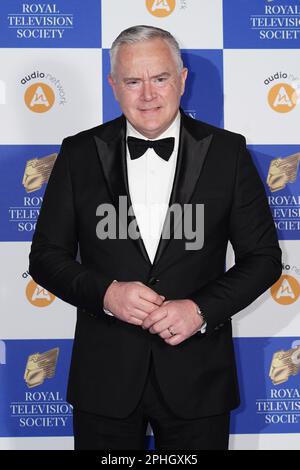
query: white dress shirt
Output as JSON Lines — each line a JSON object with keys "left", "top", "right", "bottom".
{"left": 126, "top": 112, "right": 180, "bottom": 263}
{"left": 104, "top": 112, "right": 206, "bottom": 333}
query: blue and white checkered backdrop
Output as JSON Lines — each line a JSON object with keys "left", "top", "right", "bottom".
{"left": 0, "top": 0, "right": 300, "bottom": 450}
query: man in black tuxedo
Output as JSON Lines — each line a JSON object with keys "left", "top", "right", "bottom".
{"left": 29, "top": 25, "right": 281, "bottom": 450}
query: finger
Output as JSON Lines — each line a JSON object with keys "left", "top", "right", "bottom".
{"left": 149, "top": 318, "right": 172, "bottom": 335}
{"left": 130, "top": 308, "right": 149, "bottom": 322}
{"left": 142, "top": 307, "right": 168, "bottom": 330}
{"left": 137, "top": 299, "right": 164, "bottom": 314}
{"left": 139, "top": 287, "right": 165, "bottom": 306}
{"left": 158, "top": 329, "right": 171, "bottom": 339}
{"left": 129, "top": 316, "right": 144, "bottom": 326}
{"left": 164, "top": 334, "right": 185, "bottom": 346}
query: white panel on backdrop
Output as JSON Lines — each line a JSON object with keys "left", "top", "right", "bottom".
{"left": 0, "top": 49, "right": 102, "bottom": 145}
{"left": 2, "top": 433, "right": 299, "bottom": 451}
{"left": 229, "top": 433, "right": 300, "bottom": 451}
{"left": 0, "top": 436, "right": 73, "bottom": 450}
{"left": 223, "top": 49, "right": 300, "bottom": 144}
{"left": 233, "top": 240, "right": 300, "bottom": 338}
{"left": 0, "top": 243, "right": 76, "bottom": 339}
{"left": 101, "top": 0, "right": 223, "bottom": 49}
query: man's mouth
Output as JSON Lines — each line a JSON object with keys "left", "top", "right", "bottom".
{"left": 139, "top": 107, "right": 161, "bottom": 113}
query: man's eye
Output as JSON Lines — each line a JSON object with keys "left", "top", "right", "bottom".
{"left": 126, "top": 81, "right": 139, "bottom": 87}
{"left": 153, "top": 77, "right": 168, "bottom": 85}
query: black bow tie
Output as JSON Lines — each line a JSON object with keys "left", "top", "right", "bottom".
{"left": 127, "top": 136, "right": 175, "bottom": 161}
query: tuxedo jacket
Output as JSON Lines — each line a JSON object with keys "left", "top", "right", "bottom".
{"left": 29, "top": 111, "right": 281, "bottom": 419}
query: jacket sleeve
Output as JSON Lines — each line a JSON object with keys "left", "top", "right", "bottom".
{"left": 29, "top": 138, "right": 113, "bottom": 315}
{"left": 189, "top": 136, "right": 282, "bottom": 334}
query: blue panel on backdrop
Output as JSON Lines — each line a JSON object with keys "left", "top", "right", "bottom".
{"left": 102, "top": 49, "right": 223, "bottom": 128}
{"left": 0, "top": 0, "right": 101, "bottom": 48}
{"left": 0, "top": 145, "right": 60, "bottom": 242}
{"left": 249, "top": 145, "right": 300, "bottom": 240}
{"left": 181, "top": 50, "right": 223, "bottom": 128}
{"left": 223, "top": 0, "right": 300, "bottom": 49}
{"left": 102, "top": 49, "right": 122, "bottom": 123}
{"left": 0, "top": 339, "right": 73, "bottom": 437}
{"left": 231, "top": 337, "right": 300, "bottom": 434}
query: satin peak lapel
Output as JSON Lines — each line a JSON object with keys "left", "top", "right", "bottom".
{"left": 152, "top": 121, "right": 213, "bottom": 267}
{"left": 94, "top": 124, "right": 151, "bottom": 265}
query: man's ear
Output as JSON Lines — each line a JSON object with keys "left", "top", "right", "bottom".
{"left": 108, "top": 74, "right": 118, "bottom": 101}
{"left": 180, "top": 67, "right": 188, "bottom": 96}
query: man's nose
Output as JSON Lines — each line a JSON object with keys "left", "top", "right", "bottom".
{"left": 141, "top": 80, "right": 156, "bottom": 101}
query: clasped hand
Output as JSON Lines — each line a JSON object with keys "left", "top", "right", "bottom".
{"left": 103, "top": 281, "right": 203, "bottom": 346}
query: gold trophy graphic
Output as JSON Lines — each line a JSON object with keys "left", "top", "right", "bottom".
{"left": 22, "top": 153, "right": 57, "bottom": 193}
{"left": 269, "top": 345, "right": 300, "bottom": 385}
{"left": 267, "top": 152, "right": 300, "bottom": 192}
{"left": 24, "top": 348, "right": 59, "bottom": 388}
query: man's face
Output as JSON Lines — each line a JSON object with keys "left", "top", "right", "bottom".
{"left": 108, "top": 38, "right": 188, "bottom": 139}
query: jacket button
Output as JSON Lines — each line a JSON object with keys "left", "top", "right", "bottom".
{"left": 148, "top": 277, "right": 159, "bottom": 286}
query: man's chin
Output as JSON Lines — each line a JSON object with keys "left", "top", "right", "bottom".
{"left": 139, "top": 125, "right": 165, "bottom": 139}
{"left": 130, "top": 118, "right": 165, "bottom": 138}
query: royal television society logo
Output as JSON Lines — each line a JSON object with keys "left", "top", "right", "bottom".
{"left": 256, "top": 341, "right": 300, "bottom": 426}
{"left": 21, "top": 70, "right": 67, "bottom": 113}
{"left": 23, "top": 153, "right": 57, "bottom": 193}
{"left": 269, "top": 341, "right": 300, "bottom": 385}
{"left": 7, "top": 3, "right": 74, "bottom": 40}
{"left": 9, "top": 347, "right": 73, "bottom": 430}
{"left": 266, "top": 152, "right": 300, "bottom": 235}
{"left": 146, "top": 0, "right": 176, "bottom": 17}
{"left": 26, "top": 280, "right": 56, "bottom": 307}
{"left": 267, "top": 153, "right": 300, "bottom": 192}
{"left": 24, "top": 348, "right": 59, "bottom": 388}
{"left": 250, "top": 1, "right": 300, "bottom": 41}
{"left": 264, "top": 72, "right": 300, "bottom": 113}
{"left": 8, "top": 153, "right": 56, "bottom": 234}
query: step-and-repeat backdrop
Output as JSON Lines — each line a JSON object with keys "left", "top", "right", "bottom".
{"left": 0, "top": 0, "right": 299, "bottom": 450}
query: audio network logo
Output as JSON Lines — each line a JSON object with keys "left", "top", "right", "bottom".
{"left": 26, "top": 279, "right": 55, "bottom": 307}
{"left": 264, "top": 72, "right": 299, "bottom": 113}
{"left": 146, "top": 0, "right": 176, "bottom": 17}
{"left": 20, "top": 70, "right": 67, "bottom": 113}
{"left": 271, "top": 274, "right": 300, "bottom": 305}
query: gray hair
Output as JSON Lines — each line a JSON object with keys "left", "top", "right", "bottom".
{"left": 110, "top": 25, "right": 183, "bottom": 78}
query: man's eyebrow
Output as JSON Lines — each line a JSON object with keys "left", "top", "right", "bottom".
{"left": 123, "top": 77, "right": 141, "bottom": 82}
{"left": 152, "top": 72, "right": 171, "bottom": 78}
{"left": 123, "top": 72, "right": 171, "bottom": 82}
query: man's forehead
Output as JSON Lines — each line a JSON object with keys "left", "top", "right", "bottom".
{"left": 117, "top": 39, "right": 173, "bottom": 59}
{"left": 116, "top": 43, "right": 176, "bottom": 72}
